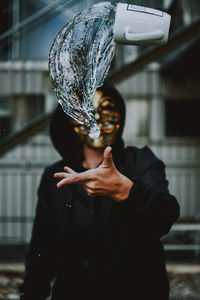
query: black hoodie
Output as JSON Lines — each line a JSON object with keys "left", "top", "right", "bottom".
{"left": 20, "top": 82, "right": 180, "bottom": 300}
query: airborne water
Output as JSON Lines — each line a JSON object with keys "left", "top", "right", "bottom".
{"left": 49, "top": 2, "right": 117, "bottom": 138}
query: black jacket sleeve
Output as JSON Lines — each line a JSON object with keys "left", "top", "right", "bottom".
{"left": 19, "top": 167, "right": 58, "bottom": 300}
{"left": 122, "top": 147, "right": 180, "bottom": 238}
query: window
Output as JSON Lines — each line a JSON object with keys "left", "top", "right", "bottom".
{"left": 12, "top": 94, "right": 45, "bottom": 128}
{"left": 165, "top": 99, "right": 200, "bottom": 137}
{"left": 26, "top": 95, "right": 45, "bottom": 121}
{"left": 0, "top": 0, "right": 69, "bottom": 60}
{"left": 0, "top": 0, "right": 12, "bottom": 60}
{"left": 0, "top": 94, "right": 45, "bottom": 139}
{"left": 123, "top": 99, "right": 150, "bottom": 139}
{"left": 0, "top": 96, "right": 11, "bottom": 138}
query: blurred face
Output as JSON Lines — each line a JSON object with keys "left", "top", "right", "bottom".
{"left": 72, "top": 90, "right": 121, "bottom": 148}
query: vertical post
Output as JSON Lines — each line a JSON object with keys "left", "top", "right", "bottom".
{"left": 150, "top": 97, "right": 165, "bottom": 141}
{"left": 12, "top": 0, "right": 20, "bottom": 59}
{"left": 148, "top": 63, "right": 165, "bottom": 141}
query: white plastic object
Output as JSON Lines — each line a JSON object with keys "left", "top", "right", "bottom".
{"left": 114, "top": 3, "right": 171, "bottom": 45}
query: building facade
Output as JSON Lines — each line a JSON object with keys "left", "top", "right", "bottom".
{"left": 0, "top": 0, "right": 200, "bottom": 250}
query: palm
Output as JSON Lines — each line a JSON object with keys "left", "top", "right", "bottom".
{"left": 54, "top": 146, "right": 133, "bottom": 202}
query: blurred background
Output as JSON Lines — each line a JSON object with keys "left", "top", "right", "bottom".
{"left": 0, "top": 0, "right": 200, "bottom": 299}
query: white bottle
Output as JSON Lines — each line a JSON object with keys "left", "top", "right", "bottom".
{"left": 114, "top": 3, "right": 171, "bottom": 46}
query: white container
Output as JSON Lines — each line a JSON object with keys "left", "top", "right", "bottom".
{"left": 114, "top": 3, "right": 171, "bottom": 46}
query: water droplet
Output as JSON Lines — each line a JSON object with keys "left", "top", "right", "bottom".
{"left": 89, "top": 124, "right": 100, "bottom": 139}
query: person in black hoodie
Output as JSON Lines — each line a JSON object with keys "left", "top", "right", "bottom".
{"left": 19, "top": 81, "right": 180, "bottom": 300}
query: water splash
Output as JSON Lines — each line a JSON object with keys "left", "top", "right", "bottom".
{"left": 49, "top": 2, "right": 117, "bottom": 138}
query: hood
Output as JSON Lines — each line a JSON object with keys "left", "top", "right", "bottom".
{"left": 49, "top": 81, "right": 126, "bottom": 169}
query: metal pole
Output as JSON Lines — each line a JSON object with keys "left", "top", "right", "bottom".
{"left": 0, "top": 0, "right": 81, "bottom": 43}
{"left": 12, "top": 0, "right": 20, "bottom": 59}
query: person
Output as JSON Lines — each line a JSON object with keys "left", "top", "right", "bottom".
{"left": 19, "top": 81, "right": 180, "bottom": 300}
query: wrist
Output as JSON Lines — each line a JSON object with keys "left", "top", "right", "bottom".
{"left": 112, "top": 174, "right": 133, "bottom": 203}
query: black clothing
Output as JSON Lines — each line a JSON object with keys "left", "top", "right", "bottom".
{"left": 20, "top": 146, "right": 180, "bottom": 300}
{"left": 20, "top": 82, "right": 180, "bottom": 300}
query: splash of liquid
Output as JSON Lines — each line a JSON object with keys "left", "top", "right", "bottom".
{"left": 49, "top": 2, "right": 116, "bottom": 138}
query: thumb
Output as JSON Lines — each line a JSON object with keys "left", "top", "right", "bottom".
{"left": 102, "top": 146, "right": 114, "bottom": 168}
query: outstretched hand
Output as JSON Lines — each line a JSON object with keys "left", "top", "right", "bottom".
{"left": 54, "top": 146, "right": 133, "bottom": 202}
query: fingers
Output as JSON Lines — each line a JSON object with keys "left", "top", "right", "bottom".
{"left": 56, "top": 174, "right": 83, "bottom": 187}
{"left": 55, "top": 169, "right": 93, "bottom": 188}
{"left": 102, "top": 146, "right": 114, "bottom": 167}
{"left": 83, "top": 186, "right": 104, "bottom": 196}
{"left": 76, "top": 169, "right": 94, "bottom": 182}
{"left": 54, "top": 166, "right": 76, "bottom": 180}
{"left": 63, "top": 166, "right": 76, "bottom": 174}
{"left": 57, "top": 178, "right": 72, "bottom": 188}
{"left": 54, "top": 172, "right": 68, "bottom": 179}
{"left": 54, "top": 171, "right": 78, "bottom": 188}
